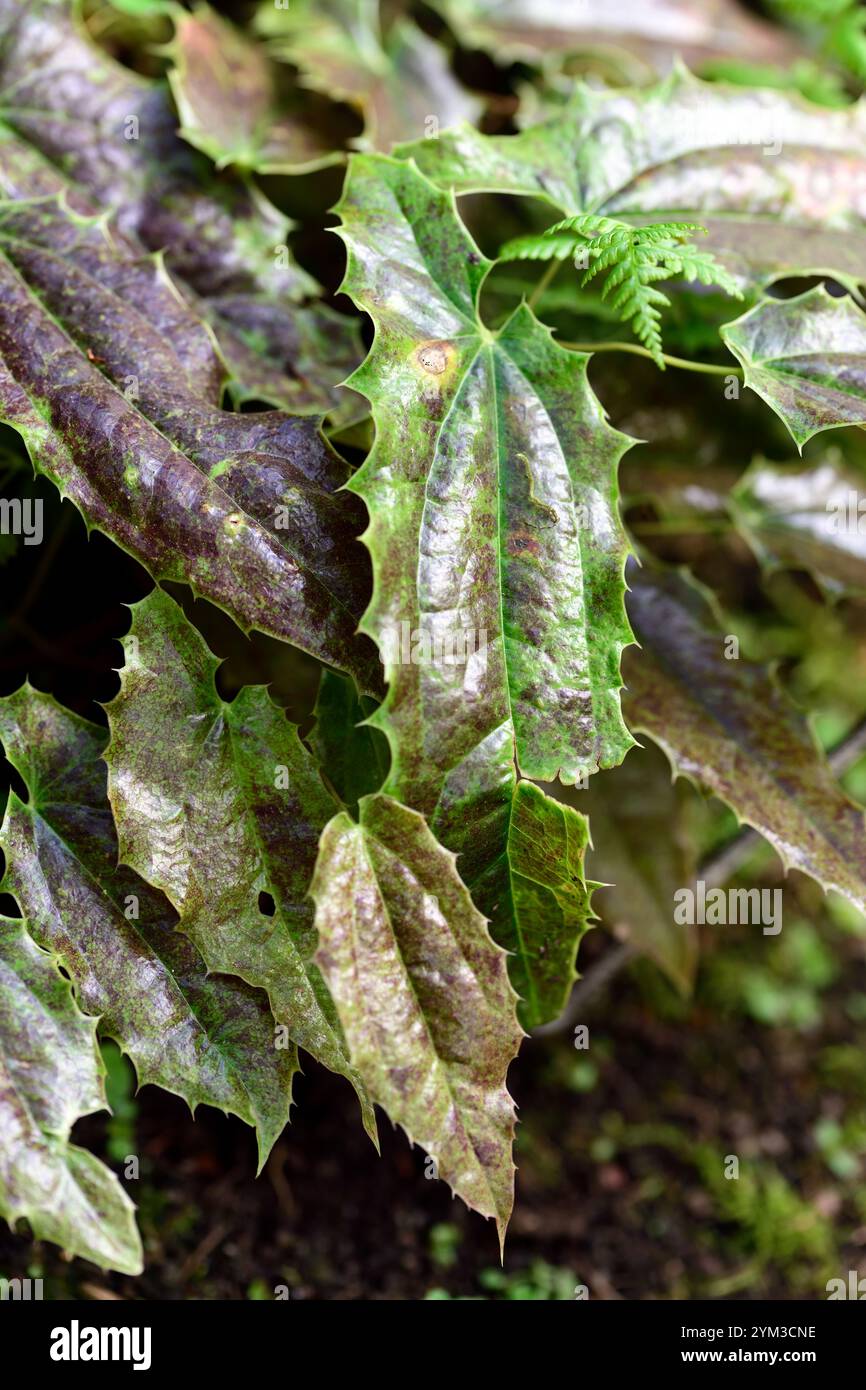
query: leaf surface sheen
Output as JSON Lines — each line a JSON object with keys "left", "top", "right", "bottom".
{"left": 0, "top": 0, "right": 360, "bottom": 415}
{"left": 721, "top": 287, "right": 866, "bottom": 447}
{"left": 336, "top": 154, "right": 635, "bottom": 800}
{"left": 335, "top": 154, "right": 627, "bottom": 1022}
{"left": 398, "top": 67, "right": 866, "bottom": 288}
{"left": 104, "top": 588, "right": 377, "bottom": 1143}
{"left": 0, "top": 686, "right": 296, "bottom": 1169}
{"left": 0, "top": 914, "right": 142, "bottom": 1274}
{"left": 310, "top": 792, "right": 522, "bottom": 1247}
{"left": 732, "top": 451, "right": 866, "bottom": 594}
{"left": 0, "top": 195, "right": 377, "bottom": 687}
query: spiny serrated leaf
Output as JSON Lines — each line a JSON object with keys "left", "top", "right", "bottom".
{"left": 0, "top": 0, "right": 361, "bottom": 416}
{"left": 256, "top": 0, "right": 482, "bottom": 153}
{"left": 455, "top": 780, "right": 595, "bottom": 1029}
{"left": 0, "top": 194, "right": 377, "bottom": 688}
{"left": 310, "top": 792, "right": 522, "bottom": 1248}
{"left": 334, "top": 153, "right": 630, "bottom": 1019}
{"left": 167, "top": 5, "right": 343, "bottom": 175}
{"left": 721, "top": 287, "right": 866, "bottom": 449}
{"left": 624, "top": 565, "right": 866, "bottom": 913}
{"left": 731, "top": 450, "right": 866, "bottom": 594}
{"left": 397, "top": 66, "right": 866, "bottom": 290}
{"left": 579, "top": 741, "right": 699, "bottom": 994}
{"left": 103, "top": 588, "right": 377, "bottom": 1144}
{"left": 0, "top": 686, "right": 296, "bottom": 1169}
{"left": 0, "top": 914, "right": 142, "bottom": 1274}
{"left": 336, "top": 153, "right": 635, "bottom": 805}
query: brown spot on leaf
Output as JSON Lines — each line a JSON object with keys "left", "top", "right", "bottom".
{"left": 415, "top": 341, "right": 452, "bottom": 376}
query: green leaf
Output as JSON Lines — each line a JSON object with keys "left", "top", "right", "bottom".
{"left": 310, "top": 668, "right": 389, "bottom": 816}
{"left": 0, "top": 686, "right": 296, "bottom": 1169}
{"left": 333, "top": 156, "right": 625, "bottom": 1021}
{"left": 167, "top": 5, "right": 343, "bottom": 175}
{"left": 0, "top": 0, "right": 360, "bottom": 417}
{"left": 504, "top": 214, "right": 742, "bottom": 366}
{"left": 467, "top": 780, "right": 595, "bottom": 1029}
{"left": 580, "top": 741, "right": 699, "bottom": 994}
{"left": 397, "top": 66, "right": 866, "bottom": 290}
{"left": 0, "top": 914, "right": 142, "bottom": 1274}
{"left": 430, "top": 764, "right": 595, "bottom": 1028}
{"left": 0, "top": 194, "right": 377, "bottom": 688}
{"left": 731, "top": 450, "right": 866, "bottom": 594}
{"left": 721, "top": 287, "right": 866, "bottom": 449}
{"left": 103, "top": 588, "right": 377, "bottom": 1144}
{"left": 256, "top": 0, "right": 482, "bottom": 153}
{"left": 309, "top": 793, "right": 522, "bottom": 1247}
{"left": 624, "top": 566, "right": 866, "bottom": 913}
{"left": 335, "top": 153, "right": 635, "bottom": 798}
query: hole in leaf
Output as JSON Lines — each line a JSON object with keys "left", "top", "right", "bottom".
{"left": 258, "top": 891, "right": 276, "bottom": 917}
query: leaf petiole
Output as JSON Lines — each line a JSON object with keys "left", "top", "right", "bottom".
{"left": 559, "top": 340, "right": 744, "bottom": 376}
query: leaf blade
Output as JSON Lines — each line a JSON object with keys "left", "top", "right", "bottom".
{"left": 104, "top": 588, "right": 378, "bottom": 1143}
{"left": 0, "top": 686, "right": 297, "bottom": 1169}
{"left": 310, "top": 793, "right": 522, "bottom": 1246}
{"left": 0, "top": 915, "right": 142, "bottom": 1274}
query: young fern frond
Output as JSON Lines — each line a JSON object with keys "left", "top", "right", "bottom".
{"left": 498, "top": 232, "right": 584, "bottom": 262}
{"left": 501, "top": 213, "right": 743, "bottom": 367}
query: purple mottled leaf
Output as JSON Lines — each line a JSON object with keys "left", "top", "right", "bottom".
{"left": 624, "top": 566, "right": 866, "bottom": 913}
{"left": 310, "top": 793, "right": 522, "bottom": 1248}
{"left": 0, "top": 0, "right": 362, "bottom": 416}
{"left": 0, "top": 194, "right": 377, "bottom": 687}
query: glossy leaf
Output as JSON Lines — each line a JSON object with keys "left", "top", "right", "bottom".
{"left": 398, "top": 67, "right": 866, "bottom": 289}
{"left": 0, "top": 686, "right": 296, "bottom": 1168}
{"left": 335, "top": 153, "right": 635, "bottom": 805}
{"left": 0, "top": 195, "right": 377, "bottom": 688}
{"left": 104, "top": 588, "right": 377, "bottom": 1143}
{"left": 0, "top": 0, "right": 360, "bottom": 415}
{"left": 257, "top": 0, "right": 482, "bottom": 152}
{"left": 469, "top": 780, "right": 595, "bottom": 1028}
{"left": 0, "top": 914, "right": 142, "bottom": 1274}
{"left": 721, "top": 288, "right": 866, "bottom": 449}
{"left": 334, "top": 155, "right": 625, "bottom": 1023}
{"left": 624, "top": 566, "right": 866, "bottom": 913}
{"left": 310, "top": 793, "right": 522, "bottom": 1247}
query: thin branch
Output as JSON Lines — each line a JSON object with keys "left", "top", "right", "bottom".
{"left": 527, "top": 258, "right": 563, "bottom": 312}
{"left": 558, "top": 339, "right": 743, "bottom": 376}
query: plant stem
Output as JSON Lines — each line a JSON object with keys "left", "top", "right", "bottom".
{"left": 559, "top": 339, "right": 744, "bottom": 377}
{"left": 527, "top": 259, "right": 563, "bottom": 311}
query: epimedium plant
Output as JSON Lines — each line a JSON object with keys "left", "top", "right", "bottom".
{"left": 1, "top": 0, "right": 866, "bottom": 1275}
